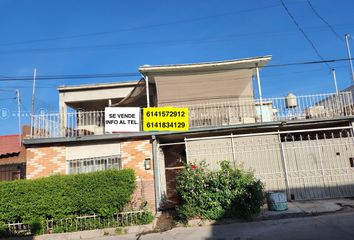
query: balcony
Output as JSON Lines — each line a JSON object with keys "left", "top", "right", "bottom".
{"left": 30, "top": 92, "right": 354, "bottom": 139}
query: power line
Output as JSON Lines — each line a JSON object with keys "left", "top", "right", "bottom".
{"left": 20, "top": 100, "right": 28, "bottom": 112}
{"left": 280, "top": 0, "right": 332, "bottom": 70}
{"left": 0, "top": 97, "right": 16, "bottom": 101}
{"left": 306, "top": 0, "right": 343, "bottom": 41}
{"left": 0, "top": 72, "right": 140, "bottom": 81}
{"left": 1, "top": 24, "right": 354, "bottom": 55}
{"left": 0, "top": 89, "right": 15, "bottom": 92}
{"left": 0, "top": 86, "right": 59, "bottom": 89}
{"left": 0, "top": 57, "right": 352, "bottom": 82}
{"left": 264, "top": 57, "right": 351, "bottom": 68}
{"left": 0, "top": 4, "right": 281, "bottom": 48}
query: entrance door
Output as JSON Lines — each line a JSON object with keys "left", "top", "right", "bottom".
{"left": 161, "top": 144, "right": 186, "bottom": 209}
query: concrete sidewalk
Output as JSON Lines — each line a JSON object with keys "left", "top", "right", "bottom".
{"left": 257, "top": 198, "right": 354, "bottom": 220}
{"left": 186, "top": 198, "right": 354, "bottom": 227}
{"left": 105, "top": 211, "right": 354, "bottom": 240}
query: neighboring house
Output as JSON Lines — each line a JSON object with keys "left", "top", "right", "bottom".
{"left": 0, "top": 126, "right": 29, "bottom": 181}
{"left": 24, "top": 56, "right": 354, "bottom": 212}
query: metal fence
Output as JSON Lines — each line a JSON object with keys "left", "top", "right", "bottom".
{"left": 7, "top": 222, "right": 31, "bottom": 236}
{"left": 6, "top": 210, "right": 152, "bottom": 236}
{"left": 184, "top": 92, "right": 354, "bottom": 128}
{"left": 31, "top": 110, "right": 105, "bottom": 138}
{"left": 31, "top": 92, "right": 354, "bottom": 138}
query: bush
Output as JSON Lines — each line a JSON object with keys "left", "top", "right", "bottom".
{"left": 28, "top": 218, "right": 44, "bottom": 235}
{"left": 176, "top": 161, "right": 264, "bottom": 220}
{"left": 0, "top": 169, "right": 136, "bottom": 223}
{"left": 136, "top": 211, "right": 154, "bottom": 224}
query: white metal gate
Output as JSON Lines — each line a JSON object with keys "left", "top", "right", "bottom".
{"left": 185, "top": 127, "right": 354, "bottom": 200}
{"left": 282, "top": 130, "right": 354, "bottom": 200}
{"left": 186, "top": 134, "right": 286, "bottom": 193}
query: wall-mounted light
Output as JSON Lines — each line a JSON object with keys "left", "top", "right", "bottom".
{"left": 144, "top": 158, "right": 151, "bottom": 170}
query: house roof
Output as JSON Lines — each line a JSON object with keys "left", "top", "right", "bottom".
{"left": 58, "top": 80, "right": 138, "bottom": 92}
{"left": 138, "top": 55, "right": 272, "bottom": 74}
{"left": 0, "top": 134, "right": 21, "bottom": 156}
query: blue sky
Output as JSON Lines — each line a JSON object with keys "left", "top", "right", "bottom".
{"left": 0, "top": 0, "right": 353, "bottom": 135}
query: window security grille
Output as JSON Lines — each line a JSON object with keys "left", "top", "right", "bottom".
{"left": 67, "top": 155, "right": 121, "bottom": 174}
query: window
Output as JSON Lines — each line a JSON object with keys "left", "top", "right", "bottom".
{"left": 67, "top": 155, "right": 121, "bottom": 174}
{"left": 350, "top": 158, "right": 354, "bottom": 168}
{"left": 281, "top": 129, "right": 353, "bottom": 142}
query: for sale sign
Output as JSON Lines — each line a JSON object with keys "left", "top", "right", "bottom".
{"left": 105, "top": 107, "right": 140, "bottom": 133}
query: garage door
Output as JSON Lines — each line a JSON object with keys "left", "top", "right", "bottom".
{"left": 186, "top": 129, "right": 354, "bottom": 201}
{"left": 282, "top": 131, "right": 354, "bottom": 200}
{"left": 186, "top": 134, "right": 286, "bottom": 193}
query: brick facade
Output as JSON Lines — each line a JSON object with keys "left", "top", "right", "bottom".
{"left": 121, "top": 139, "right": 155, "bottom": 212}
{"left": 26, "top": 146, "right": 66, "bottom": 179}
{"left": 25, "top": 138, "right": 156, "bottom": 212}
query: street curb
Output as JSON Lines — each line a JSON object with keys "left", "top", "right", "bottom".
{"left": 186, "top": 205, "right": 354, "bottom": 228}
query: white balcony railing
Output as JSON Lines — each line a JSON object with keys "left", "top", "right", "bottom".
{"left": 183, "top": 92, "right": 354, "bottom": 129}
{"left": 30, "top": 92, "right": 354, "bottom": 139}
{"left": 31, "top": 110, "right": 105, "bottom": 138}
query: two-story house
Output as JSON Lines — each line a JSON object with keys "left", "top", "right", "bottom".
{"left": 24, "top": 56, "right": 354, "bottom": 212}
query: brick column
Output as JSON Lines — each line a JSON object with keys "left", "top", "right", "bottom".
{"left": 121, "top": 139, "right": 156, "bottom": 212}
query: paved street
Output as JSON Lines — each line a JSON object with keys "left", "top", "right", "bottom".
{"left": 102, "top": 211, "right": 354, "bottom": 240}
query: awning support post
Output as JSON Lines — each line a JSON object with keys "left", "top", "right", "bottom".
{"left": 255, "top": 64, "right": 263, "bottom": 123}
{"left": 145, "top": 75, "right": 150, "bottom": 107}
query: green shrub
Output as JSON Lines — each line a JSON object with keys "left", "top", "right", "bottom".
{"left": 28, "top": 218, "right": 44, "bottom": 235}
{"left": 176, "top": 161, "right": 264, "bottom": 221}
{"left": 136, "top": 211, "right": 154, "bottom": 224}
{"left": 0, "top": 169, "right": 136, "bottom": 223}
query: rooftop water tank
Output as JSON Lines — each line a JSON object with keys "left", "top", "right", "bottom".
{"left": 285, "top": 93, "right": 297, "bottom": 108}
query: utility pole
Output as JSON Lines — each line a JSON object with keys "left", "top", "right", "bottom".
{"left": 331, "top": 69, "right": 339, "bottom": 94}
{"left": 345, "top": 33, "right": 354, "bottom": 84}
{"left": 30, "top": 68, "right": 37, "bottom": 137}
{"left": 16, "top": 89, "right": 21, "bottom": 146}
{"left": 331, "top": 69, "right": 341, "bottom": 113}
